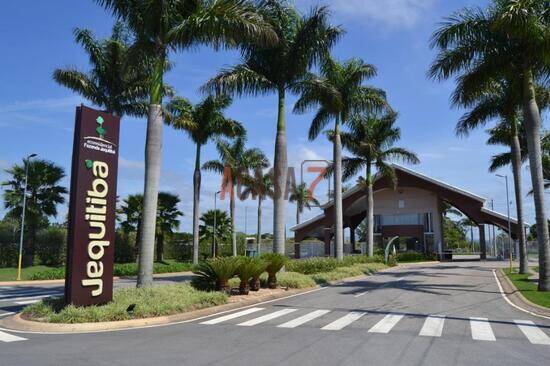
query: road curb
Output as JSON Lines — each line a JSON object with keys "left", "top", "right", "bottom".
{"left": 494, "top": 269, "right": 550, "bottom": 319}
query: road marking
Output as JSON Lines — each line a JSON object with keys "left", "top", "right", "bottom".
{"left": 200, "top": 307, "right": 265, "bottom": 325}
{"left": 322, "top": 311, "right": 366, "bottom": 331}
{"left": 15, "top": 299, "right": 40, "bottom": 305}
{"left": 0, "top": 294, "right": 61, "bottom": 302}
{"left": 492, "top": 269, "right": 550, "bottom": 321}
{"left": 277, "top": 310, "right": 331, "bottom": 328}
{"left": 368, "top": 314, "right": 404, "bottom": 334}
{"left": 0, "top": 291, "right": 62, "bottom": 300}
{"left": 514, "top": 320, "right": 550, "bottom": 345}
{"left": 0, "top": 331, "right": 27, "bottom": 343}
{"left": 0, "top": 312, "right": 15, "bottom": 318}
{"left": 470, "top": 317, "right": 496, "bottom": 341}
{"left": 419, "top": 316, "right": 445, "bottom": 337}
{"left": 237, "top": 309, "right": 298, "bottom": 327}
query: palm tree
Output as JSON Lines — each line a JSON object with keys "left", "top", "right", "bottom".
{"left": 294, "top": 57, "right": 388, "bottom": 260}
{"left": 451, "top": 75, "right": 532, "bottom": 273}
{"left": 96, "top": 0, "right": 277, "bottom": 287}
{"left": 289, "top": 182, "right": 320, "bottom": 225}
{"left": 429, "top": 0, "right": 550, "bottom": 290}
{"left": 118, "top": 194, "right": 144, "bottom": 255}
{"left": 53, "top": 22, "right": 149, "bottom": 116}
{"left": 336, "top": 111, "right": 419, "bottom": 256}
{"left": 460, "top": 218, "right": 477, "bottom": 253}
{"left": 155, "top": 192, "right": 183, "bottom": 262}
{"left": 165, "top": 95, "right": 244, "bottom": 264}
{"left": 199, "top": 209, "right": 232, "bottom": 257}
{"left": 203, "top": 1, "right": 342, "bottom": 255}
{"left": 2, "top": 159, "right": 67, "bottom": 266}
{"left": 203, "top": 136, "right": 268, "bottom": 256}
{"left": 242, "top": 169, "right": 274, "bottom": 253}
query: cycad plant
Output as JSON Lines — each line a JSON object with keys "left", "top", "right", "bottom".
{"left": 289, "top": 182, "right": 320, "bottom": 225}
{"left": 192, "top": 257, "right": 238, "bottom": 293}
{"left": 165, "top": 95, "right": 244, "bottom": 264}
{"left": 203, "top": 136, "right": 268, "bottom": 256}
{"left": 294, "top": 57, "right": 388, "bottom": 260}
{"left": 236, "top": 256, "right": 266, "bottom": 294}
{"left": 261, "top": 253, "right": 288, "bottom": 289}
{"left": 204, "top": 1, "right": 342, "bottom": 255}
{"left": 96, "top": 0, "right": 277, "bottom": 287}
{"left": 429, "top": 0, "right": 550, "bottom": 290}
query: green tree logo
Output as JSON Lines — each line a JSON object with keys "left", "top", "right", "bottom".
{"left": 85, "top": 159, "right": 94, "bottom": 169}
{"left": 96, "top": 116, "right": 106, "bottom": 139}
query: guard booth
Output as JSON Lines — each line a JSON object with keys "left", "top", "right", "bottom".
{"left": 245, "top": 237, "right": 257, "bottom": 257}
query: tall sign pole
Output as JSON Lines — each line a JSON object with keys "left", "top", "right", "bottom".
{"left": 65, "top": 105, "right": 120, "bottom": 306}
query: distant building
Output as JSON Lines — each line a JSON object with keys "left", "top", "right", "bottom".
{"left": 290, "top": 164, "right": 526, "bottom": 260}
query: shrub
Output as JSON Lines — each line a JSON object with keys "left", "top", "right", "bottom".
{"left": 236, "top": 257, "right": 266, "bottom": 293}
{"left": 115, "top": 231, "right": 136, "bottom": 263}
{"left": 310, "top": 263, "right": 386, "bottom": 285}
{"left": 396, "top": 252, "right": 436, "bottom": 262}
{"left": 22, "top": 284, "right": 227, "bottom": 323}
{"left": 29, "top": 267, "right": 65, "bottom": 280}
{"left": 286, "top": 255, "right": 385, "bottom": 275}
{"left": 270, "top": 271, "right": 315, "bottom": 289}
{"left": 35, "top": 226, "right": 66, "bottom": 266}
{"left": 192, "top": 257, "right": 238, "bottom": 293}
{"left": 0, "top": 221, "right": 18, "bottom": 267}
{"left": 261, "top": 253, "right": 288, "bottom": 289}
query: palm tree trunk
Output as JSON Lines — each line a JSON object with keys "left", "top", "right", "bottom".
{"left": 510, "top": 118, "right": 529, "bottom": 274}
{"left": 257, "top": 197, "right": 262, "bottom": 255}
{"left": 192, "top": 144, "right": 201, "bottom": 265}
{"left": 522, "top": 68, "right": 550, "bottom": 291}
{"left": 366, "top": 165, "right": 374, "bottom": 257}
{"left": 273, "top": 88, "right": 287, "bottom": 255}
{"left": 231, "top": 182, "right": 237, "bottom": 256}
{"left": 137, "top": 103, "right": 163, "bottom": 288}
{"left": 296, "top": 205, "right": 300, "bottom": 225}
{"left": 333, "top": 116, "right": 344, "bottom": 260}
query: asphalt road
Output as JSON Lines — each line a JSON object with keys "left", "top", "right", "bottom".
{"left": 1, "top": 262, "right": 549, "bottom": 366}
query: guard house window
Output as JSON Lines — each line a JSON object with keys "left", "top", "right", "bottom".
{"left": 380, "top": 214, "right": 422, "bottom": 226}
{"left": 423, "top": 213, "right": 433, "bottom": 233}
{"left": 374, "top": 215, "right": 382, "bottom": 233}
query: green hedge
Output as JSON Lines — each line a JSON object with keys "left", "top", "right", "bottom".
{"left": 28, "top": 261, "right": 194, "bottom": 281}
{"left": 310, "top": 263, "right": 387, "bottom": 285}
{"left": 286, "top": 255, "right": 384, "bottom": 275}
{"left": 396, "top": 252, "right": 436, "bottom": 263}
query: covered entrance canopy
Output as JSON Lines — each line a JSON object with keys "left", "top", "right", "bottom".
{"left": 290, "top": 164, "right": 527, "bottom": 259}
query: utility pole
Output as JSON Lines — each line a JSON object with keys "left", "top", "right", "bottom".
{"left": 496, "top": 174, "right": 513, "bottom": 272}
{"left": 17, "top": 153, "right": 37, "bottom": 281}
{"left": 213, "top": 191, "right": 220, "bottom": 257}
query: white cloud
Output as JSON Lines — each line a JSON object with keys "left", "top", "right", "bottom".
{"left": 297, "top": 0, "right": 438, "bottom": 29}
{"left": 0, "top": 96, "right": 82, "bottom": 113}
{"left": 119, "top": 157, "right": 145, "bottom": 170}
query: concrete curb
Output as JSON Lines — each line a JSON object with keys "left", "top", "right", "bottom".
{"left": 0, "top": 286, "right": 320, "bottom": 334}
{"left": 495, "top": 269, "right": 550, "bottom": 319}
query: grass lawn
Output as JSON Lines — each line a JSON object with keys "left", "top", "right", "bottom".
{"left": 503, "top": 268, "right": 550, "bottom": 309}
{"left": 0, "top": 260, "right": 194, "bottom": 282}
{"left": 0, "top": 265, "right": 60, "bottom": 282}
{"left": 22, "top": 284, "right": 227, "bottom": 323}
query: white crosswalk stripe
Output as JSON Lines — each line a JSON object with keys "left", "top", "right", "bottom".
{"left": 368, "top": 314, "right": 404, "bottom": 334}
{"left": 278, "top": 310, "right": 331, "bottom": 328}
{"left": 15, "top": 299, "right": 41, "bottom": 305}
{"left": 238, "top": 309, "right": 298, "bottom": 327}
{"left": 0, "top": 331, "right": 27, "bottom": 343}
{"left": 322, "top": 311, "right": 365, "bottom": 331}
{"left": 514, "top": 320, "right": 550, "bottom": 345}
{"left": 197, "top": 308, "right": 550, "bottom": 347}
{"left": 200, "top": 307, "right": 265, "bottom": 325}
{"left": 419, "top": 316, "right": 445, "bottom": 337}
{"left": 470, "top": 317, "right": 496, "bottom": 341}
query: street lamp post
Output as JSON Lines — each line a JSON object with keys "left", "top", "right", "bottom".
{"left": 496, "top": 174, "right": 513, "bottom": 273}
{"left": 17, "top": 153, "right": 37, "bottom": 281}
{"left": 212, "top": 191, "right": 221, "bottom": 257}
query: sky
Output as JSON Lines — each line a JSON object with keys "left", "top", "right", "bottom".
{"left": 0, "top": 0, "right": 548, "bottom": 237}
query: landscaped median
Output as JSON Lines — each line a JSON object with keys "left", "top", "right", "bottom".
{"left": 3, "top": 254, "right": 391, "bottom": 331}
{"left": 501, "top": 268, "right": 550, "bottom": 310}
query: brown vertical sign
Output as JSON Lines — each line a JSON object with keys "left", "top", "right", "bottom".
{"left": 65, "top": 105, "right": 120, "bottom": 306}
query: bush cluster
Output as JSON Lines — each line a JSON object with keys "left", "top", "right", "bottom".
{"left": 192, "top": 253, "right": 289, "bottom": 294}
{"left": 286, "top": 254, "right": 384, "bottom": 275}
{"left": 396, "top": 252, "right": 436, "bottom": 263}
